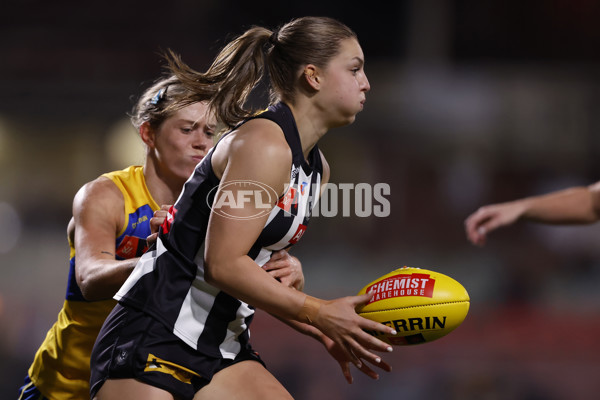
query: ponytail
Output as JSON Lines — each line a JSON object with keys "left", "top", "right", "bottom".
{"left": 165, "top": 27, "right": 271, "bottom": 128}
{"left": 164, "top": 17, "right": 356, "bottom": 128}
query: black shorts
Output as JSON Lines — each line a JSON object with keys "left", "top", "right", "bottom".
{"left": 90, "top": 303, "right": 264, "bottom": 400}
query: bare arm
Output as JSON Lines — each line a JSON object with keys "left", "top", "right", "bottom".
{"left": 148, "top": 204, "right": 305, "bottom": 289}
{"left": 251, "top": 149, "right": 332, "bottom": 291}
{"left": 465, "top": 182, "right": 600, "bottom": 246}
{"left": 72, "top": 178, "right": 139, "bottom": 300}
{"left": 205, "top": 120, "right": 394, "bottom": 368}
{"left": 262, "top": 154, "right": 390, "bottom": 383}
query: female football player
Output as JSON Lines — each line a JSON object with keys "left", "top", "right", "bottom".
{"left": 90, "top": 16, "right": 396, "bottom": 400}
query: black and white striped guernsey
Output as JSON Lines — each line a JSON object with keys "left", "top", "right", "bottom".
{"left": 114, "top": 102, "right": 322, "bottom": 359}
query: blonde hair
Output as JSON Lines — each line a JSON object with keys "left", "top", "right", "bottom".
{"left": 165, "top": 16, "right": 357, "bottom": 128}
{"left": 129, "top": 73, "right": 211, "bottom": 130}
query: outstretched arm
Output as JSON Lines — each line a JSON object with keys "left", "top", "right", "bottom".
{"left": 205, "top": 120, "right": 395, "bottom": 370}
{"left": 465, "top": 182, "right": 600, "bottom": 246}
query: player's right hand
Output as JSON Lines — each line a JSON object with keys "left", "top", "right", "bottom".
{"left": 312, "top": 293, "right": 395, "bottom": 372}
{"left": 464, "top": 201, "right": 525, "bottom": 246}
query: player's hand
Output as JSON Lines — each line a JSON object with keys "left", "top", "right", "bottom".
{"left": 464, "top": 201, "right": 525, "bottom": 246}
{"left": 312, "top": 293, "right": 395, "bottom": 373}
{"left": 263, "top": 250, "right": 304, "bottom": 291}
{"left": 323, "top": 334, "right": 392, "bottom": 384}
{"left": 147, "top": 205, "right": 171, "bottom": 244}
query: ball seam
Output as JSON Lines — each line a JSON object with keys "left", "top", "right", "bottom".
{"left": 359, "top": 300, "right": 469, "bottom": 314}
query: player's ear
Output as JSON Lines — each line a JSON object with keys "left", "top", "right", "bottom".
{"left": 303, "top": 65, "right": 320, "bottom": 90}
{"left": 139, "top": 122, "right": 156, "bottom": 148}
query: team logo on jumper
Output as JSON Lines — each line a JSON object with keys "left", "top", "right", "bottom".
{"left": 208, "top": 180, "right": 278, "bottom": 220}
{"left": 366, "top": 273, "right": 435, "bottom": 304}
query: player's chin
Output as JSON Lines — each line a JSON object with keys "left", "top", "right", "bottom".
{"left": 350, "top": 106, "right": 365, "bottom": 120}
{"left": 182, "top": 163, "right": 199, "bottom": 176}
{"left": 337, "top": 113, "right": 358, "bottom": 127}
{"left": 329, "top": 110, "right": 361, "bottom": 128}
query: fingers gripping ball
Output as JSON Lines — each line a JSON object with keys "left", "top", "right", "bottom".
{"left": 357, "top": 267, "right": 470, "bottom": 346}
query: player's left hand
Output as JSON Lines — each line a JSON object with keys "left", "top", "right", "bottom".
{"left": 263, "top": 250, "right": 304, "bottom": 291}
{"left": 147, "top": 205, "right": 171, "bottom": 244}
{"left": 322, "top": 334, "right": 392, "bottom": 384}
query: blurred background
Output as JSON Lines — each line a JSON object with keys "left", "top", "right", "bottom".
{"left": 2, "top": 0, "right": 600, "bottom": 398}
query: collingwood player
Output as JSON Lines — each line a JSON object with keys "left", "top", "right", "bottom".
{"left": 90, "top": 16, "right": 396, "bottom": 400}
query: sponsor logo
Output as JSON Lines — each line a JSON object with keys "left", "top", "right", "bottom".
{"left": 277, "top": 186, "right": 298, "bottom": 213}
{"left": 116, "top": 235, "right": 146, "bottom": 258}
{"left": 144, "top": 353, "right": 201, "bottom": 384}
{"left": 300, "top": 181, "right": 308, "bottom": 195}
{"left": 131, "top": 214, "right": 148, "bottom": 229}
{"left": 291, "top": 167, "right": 299, "bottom": 180}
{"left": 364, "top": 316, "right": 447, "bottom": 336}
{"left": 116, "top": 350, "right": 128, "bottom": 365}
{"left": 366, "top": 273, "right": 435, "bottom": 304}
{"left": 288, "top": 224, "right": 307, "bottom": 244}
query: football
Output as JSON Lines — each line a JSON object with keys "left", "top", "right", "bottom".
{"left": 357, "top": 266, "right": 470, "bottom": 345}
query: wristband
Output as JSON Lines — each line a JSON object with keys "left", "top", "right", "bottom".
{"left": 297, "top": 295, "right": 321, "bottom": 324}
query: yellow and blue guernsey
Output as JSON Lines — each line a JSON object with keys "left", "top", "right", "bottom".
{"left": 25, "top": 165, "right": 159, "bottom": 400}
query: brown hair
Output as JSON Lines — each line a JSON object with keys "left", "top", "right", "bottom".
{"left": 165, "top": 16, "right": 357, "bottom": 128}
{"left": 129, "top": 74, "right": 211, "bottom": 130}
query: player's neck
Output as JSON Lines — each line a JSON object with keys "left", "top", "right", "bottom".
{"left": 286, "top": 101, "right": 327, "bottom": 160}
{"left": 143, "top": 160, "right": 184, "bottom": 206}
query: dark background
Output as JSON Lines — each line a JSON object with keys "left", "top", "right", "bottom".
{"left": 2, "top": 1, "right": 600, "bottom": 398}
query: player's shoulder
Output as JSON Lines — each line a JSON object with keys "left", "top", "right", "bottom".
{"left": 73, "top": 174, "right": 124, "bottom": 211}
{"left": 226, "top": 119, "right": 291, "bottom": 163}
{"left": 237, "top": 117, "right": 288, "bottom": 145}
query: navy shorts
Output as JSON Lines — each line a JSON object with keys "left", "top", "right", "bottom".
{"left": 90, "top": 303, "right": 264, "bottom": 400}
